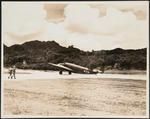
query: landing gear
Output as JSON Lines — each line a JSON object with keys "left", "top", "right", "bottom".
{"left": 59, "top": 70, "right": 72, "bottom": 75}
{"left": 68, "top": 71, "right": 72, "bottom": 75}
{"left": 59, "top": 71, "right": 63, "bottom": 75}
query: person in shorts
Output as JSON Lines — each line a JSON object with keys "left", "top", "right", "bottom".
{"left": 12, "top": 65, "right": 16, "bottom": 79}
{"left": 8, "top": 66, "right": 13, "bottom": 79}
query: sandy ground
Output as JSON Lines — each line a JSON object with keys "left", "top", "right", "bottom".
{"left": 2, "top": 69, "right": 147, "bottom": 117}
{"left": 3, "top": 79, "right": 147, "bottom": 117}
{"left": 3, "top": 68, "right": 147, "bottom": 80}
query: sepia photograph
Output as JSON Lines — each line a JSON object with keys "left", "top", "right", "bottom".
{"left": 1, "top": 1, "right": 149, "bottom": 118}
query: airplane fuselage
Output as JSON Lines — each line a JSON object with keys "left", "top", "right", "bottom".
{"left": 60, "top": 62, "right": 98, "bottom": 74}
{"left": 48, "top": 62, "right": 99, "bottom": 75}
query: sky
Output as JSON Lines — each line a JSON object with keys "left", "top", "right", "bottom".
{"left": 2, "top": 1, "right": 149, "bottom": 51}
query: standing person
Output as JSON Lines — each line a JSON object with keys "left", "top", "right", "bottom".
{"left": 8, "top": 66, "right": 13, "bottom": 79}
{"left": 101, "top": 63, "right": 105, "bottom": 74}
{"left": 12, "top": 65, "right": 16, "bottom": 79}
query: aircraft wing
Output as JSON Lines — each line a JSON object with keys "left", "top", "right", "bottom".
{"left": 48, "top": 63, "right": 73, "bottom": 71}
{"left": 60, "top": 62, "right": 97, "bottom": 74}
{"left": 48, "top": 62, "right": 99, "bottom": 74}
{"left": 60, "top": 62, "right": 89, "bottom": 71}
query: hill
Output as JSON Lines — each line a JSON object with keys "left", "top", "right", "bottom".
{"left": 4, "top": 40, "right": 147, "bottom": 70}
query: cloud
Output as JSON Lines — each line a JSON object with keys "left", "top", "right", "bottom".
{"left": 90, "top": 1, "right": 148, "bottom": 20}
{"left": 61, "top": 4, "right": 148, "bottom": 50}
{"left": 64, "top": 4, "right": 99, "bottom": 34}
{"left": 66, "top": 33, "right": 119, "bottom": 51}
{"left": 2, "top": 2, "right": 47, "bottom": 45}
{"left": 115, "top": 20, "right": 148, "bottom": 49}
{"left": 2, "top": 2, "right": 148, "bottom": 51}
{"left": 44, "top": 3, "right": 66, "bottom": 22}
{"left": 2, "top": 2, "right": 46, "bottom": 34}
{"left": 64, "top": 5, "right": 137, "bottom": 35}
{"left": 44, "top": 22, "right": 70, "bottom": 47}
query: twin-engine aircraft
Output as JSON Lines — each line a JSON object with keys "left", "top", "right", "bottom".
{"left": 48, "top": 62, "right": 100, "bottom": 75}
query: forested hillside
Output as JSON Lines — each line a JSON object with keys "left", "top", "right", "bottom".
{"left": 4, "top": 40, "right": 147, "bottom": 70}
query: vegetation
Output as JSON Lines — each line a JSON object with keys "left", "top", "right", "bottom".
{"left": 4, "top": 40, "right": 147, "bottom": 71}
